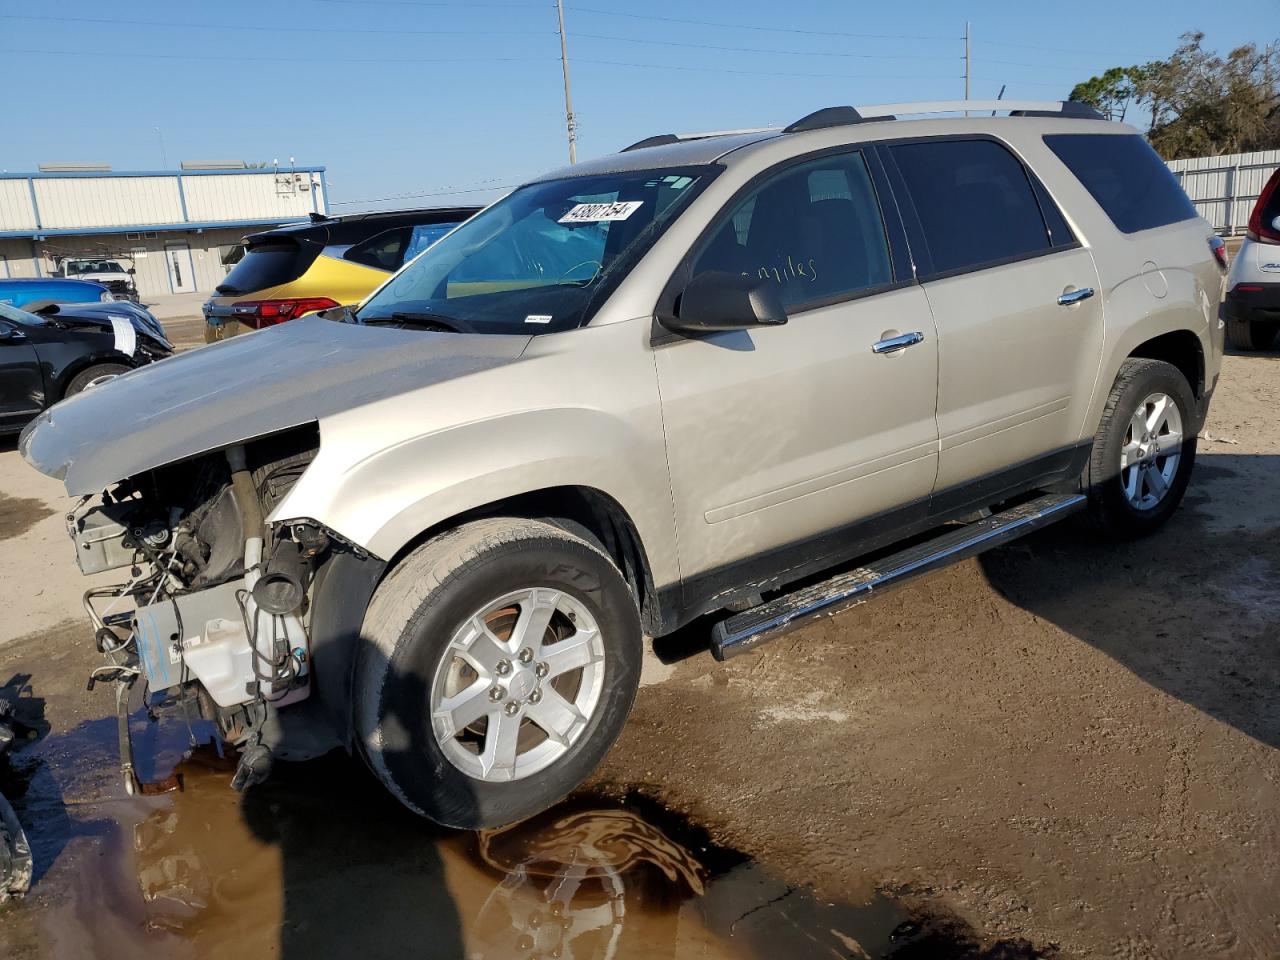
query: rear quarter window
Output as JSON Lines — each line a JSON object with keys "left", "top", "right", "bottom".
{"left": 1043, "top": 133, "right": 1198, "bottom": 234}
{"left": 217, "top": 241, "right": 319, "bottom": 295}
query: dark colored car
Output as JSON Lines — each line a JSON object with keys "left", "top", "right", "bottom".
{"left": 0, "top": 300, "right": 173, "bottom": 435}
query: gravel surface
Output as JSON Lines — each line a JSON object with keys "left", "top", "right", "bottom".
{"left": 0, "top": 349, "right": 1277, "bottom": 958}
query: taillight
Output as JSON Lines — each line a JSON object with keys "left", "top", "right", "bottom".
{"left": 1246, "top": 167, "right": 1280, "bottom": 245}
{"left": 1208, "top": 235, "right": 1228, "bottom": 272}
{"left": 231, "top": 297, "right": 340, "bottom": 328}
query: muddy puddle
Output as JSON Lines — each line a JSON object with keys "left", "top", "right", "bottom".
{"left": 0, "top": 689, "right": 1054, "bottom": 960}
{"left": 0, "top": 494, "right": 54, "bottom": 541}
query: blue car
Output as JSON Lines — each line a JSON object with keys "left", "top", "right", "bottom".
{"left": 0, "top": 278, "right": 113, "bottom": 310}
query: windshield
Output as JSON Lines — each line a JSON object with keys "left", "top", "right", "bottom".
{"left": 0, "top": 302, "right": 47, "bottom": 326}
{"left": 357, "top": 166, "right": 713, "bottom": 333}
{"left": 67, "top": 260, "right": 124, "bottom": 274}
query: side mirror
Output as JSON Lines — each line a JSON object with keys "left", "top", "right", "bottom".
{"left": 128, "top": 267, "right": 137, "bottom": 275}
{"left": 662, "top": 270, "right": 787, "bottom": 335}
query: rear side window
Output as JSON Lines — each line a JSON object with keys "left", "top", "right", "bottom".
{"left": 345, "top": 227, "right": 410, "bottom": 271}
{"left": 690, "top": 151, "right": 893, "bottom": 309}
{"left": 217, "top": 241, "right": 319, "bottom": 295}
{"left": 889, "top": 139, "right": 1053, "bottom": 276}
{"left": 1044, "top": 133, "right": 1198, "bottom": 234}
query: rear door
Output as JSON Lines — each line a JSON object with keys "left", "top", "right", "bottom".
{"left": 885, "top": 137, "right": 1104, "bottom": 505}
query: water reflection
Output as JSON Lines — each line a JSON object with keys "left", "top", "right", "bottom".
{"left": 1, "top": 714, "right": 1055, "bottom": 960}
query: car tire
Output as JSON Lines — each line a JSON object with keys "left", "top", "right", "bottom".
{"left": 1225, "top": 318, "right": 1278, "bottom": 351}
{"left": 64, "top": 363, "right": 131, "bottom": 397}
{"left": 1082, "top": 358, "right": 1198, "bottom": 539}
{"left": 354, "top": 517, "right": 642, "bottom": 829}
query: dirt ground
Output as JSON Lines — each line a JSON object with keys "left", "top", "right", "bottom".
{"left": 0, "top": 348, "right": 1277, "bottom": 959}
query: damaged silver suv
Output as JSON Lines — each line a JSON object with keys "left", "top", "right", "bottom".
{"left": 21, "top": 101, "right": 1224, "bottom": 829}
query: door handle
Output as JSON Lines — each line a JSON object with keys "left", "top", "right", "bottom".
{"left": 871, "top": 331, "right": 924, "bottom": 354}
{"left": 1057, "top": 286, "right": 1095, "bottom": 306}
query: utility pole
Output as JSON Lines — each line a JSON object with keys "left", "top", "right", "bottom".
{"left": 964, "top": 22, "right": 971, "bottom": 103}
{"left": 155, "top": 125, "right": 168, "bottom": 169}
{"left": 555, "top": 0, "right": 577, "bottom": 164}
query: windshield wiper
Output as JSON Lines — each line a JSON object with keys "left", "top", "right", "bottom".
{"left": 360, "top": 312, "right": 472, "bottom": 334}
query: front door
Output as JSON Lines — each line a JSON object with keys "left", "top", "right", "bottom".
{"left": 655, "top": 150, "right": 940, "bottom": 596}
{"left": 885, "top": 137, "right": 1105, "bottom": 500}
{"left": 0, "top": 319, "right": 44, "bottom": 431}
{"left": 164, "top": 242, "right": 196, "bottom": 293}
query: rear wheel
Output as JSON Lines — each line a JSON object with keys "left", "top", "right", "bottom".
{"left": 1082, "top": 358, "right": 1197, "bottom": 538}
{"left": 355, "top": 517, "right": 642, "bottom": 829}
{"left": 1225, "top": 318, "right": 1278, "bottom": 351}
{"left": 64, "top": 363, "right": 131, "bottom": 397}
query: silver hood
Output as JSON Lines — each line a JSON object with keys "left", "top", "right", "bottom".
{"left": 20, "top": 316, "right": 532, "bottom": 496}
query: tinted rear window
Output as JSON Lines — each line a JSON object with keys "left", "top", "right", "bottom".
{"left": 1044, "top": 133, "right": 1198, "bottom": 234}
{"left": 889, "top": 138, "right": 1053, "bottom": 276}
{"left": 217, "top": 241, "right": 319, "bottom": 295}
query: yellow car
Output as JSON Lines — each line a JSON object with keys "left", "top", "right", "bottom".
{"left": 201, "top": 206, "right": 479, "bottom": 336}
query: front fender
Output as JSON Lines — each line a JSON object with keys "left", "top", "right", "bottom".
{"left": 274, "top": 407, "right": 679, "bottom": 588}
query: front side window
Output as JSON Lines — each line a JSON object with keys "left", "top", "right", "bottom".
{"left": 359, "top": 167, "right": 711, "bottom": 334}
{"left": 890, "top": 139, "right": 1053, "bottom": 276}
{"left": 690, "top": 152, "right": 893, "bottom": 309}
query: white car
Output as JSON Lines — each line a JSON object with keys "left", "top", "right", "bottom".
{"left": 1223, "top": 165, "right": 1280, "bottom": 350}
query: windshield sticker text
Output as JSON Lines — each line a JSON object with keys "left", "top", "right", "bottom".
{"left": 524, "top": 314, "right": 553, "bottom": 324}
{"left": 559, "top": 201, "right": 644, "bottom": 224}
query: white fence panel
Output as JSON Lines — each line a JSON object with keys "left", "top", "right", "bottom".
{"left": 1167, "top": 149, "right": 1280, "bottom": 235}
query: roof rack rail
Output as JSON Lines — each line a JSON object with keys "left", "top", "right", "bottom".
{"left": 619, "top": 127, "right": 776, "bottom": 152}
{"left": 784, "top": 106, "right": 867, "bottom": 132}
{"left": 850, "top": 99, "right": 1105, "bottom": 120}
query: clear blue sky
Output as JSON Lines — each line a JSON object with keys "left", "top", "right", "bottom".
{"left": 1, "top": 0, "right": 1275, "bottom": 210}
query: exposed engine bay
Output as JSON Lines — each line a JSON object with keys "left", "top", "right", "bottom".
{"left": 71, "top": 425, "right": 328, "bottom": 792}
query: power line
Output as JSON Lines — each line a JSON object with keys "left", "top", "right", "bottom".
{"left": 330, "top": 179, "right": 524, "bottom": 206}
{"left": 576, "top": 58, "right": 962, "bottom": 82}
{"left": 0, "top": 46, "right": 552, "bottom": 64}
{"left": 304, "top": 0, "right": 541, "bottom": 6}
{"left": 973, "top": 77, "right": 1073, "bottom": 90}
{"left": 0, "top": 13, "right": 551, "bottom": 35}
{"left": 576, "top": 32, "right": 962, "bottom": 61}
{"left": 565, "top": 4, "right": 958, "bottom": 41}
{"left": 974, "top": 38, "right": 1164, "bottom": 59}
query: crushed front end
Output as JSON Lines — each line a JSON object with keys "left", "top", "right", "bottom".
{"left": 66, "top": 425, "right": 334, "bottom": 792}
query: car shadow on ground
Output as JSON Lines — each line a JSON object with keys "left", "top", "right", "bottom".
{"left": 978, "top": 453, "right": 1280, "bottom": 751}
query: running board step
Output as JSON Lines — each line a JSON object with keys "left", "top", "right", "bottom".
{"left": 710, "top": 493, "right": 1087, "bottom": 660}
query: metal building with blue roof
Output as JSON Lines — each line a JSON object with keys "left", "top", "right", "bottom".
{"left": 0, "top": 162, "right": 328, "bottom": 297}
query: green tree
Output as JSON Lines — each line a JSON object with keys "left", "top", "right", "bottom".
{"left": 1069, "top": 66, "right": 1148, "bottom": 122}
{"left": 1070, "top": 33, "right": 1280, "bottom": 159}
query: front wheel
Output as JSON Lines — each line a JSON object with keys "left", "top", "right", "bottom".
{"left": 355, "top": 518, "right": 642, "bottom": 829}
{"left": 1082, "top": 358, "right": 1198, "bottom": 538}
{"left": 64, "top": 362, "right": 131, "bottom": 397}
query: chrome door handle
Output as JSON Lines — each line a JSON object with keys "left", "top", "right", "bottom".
{"left": 871, "top": 331, "right": 924, "bottom": 354}
{"left": 1057, "top": 287, "right": 1095, "bottom": 306}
